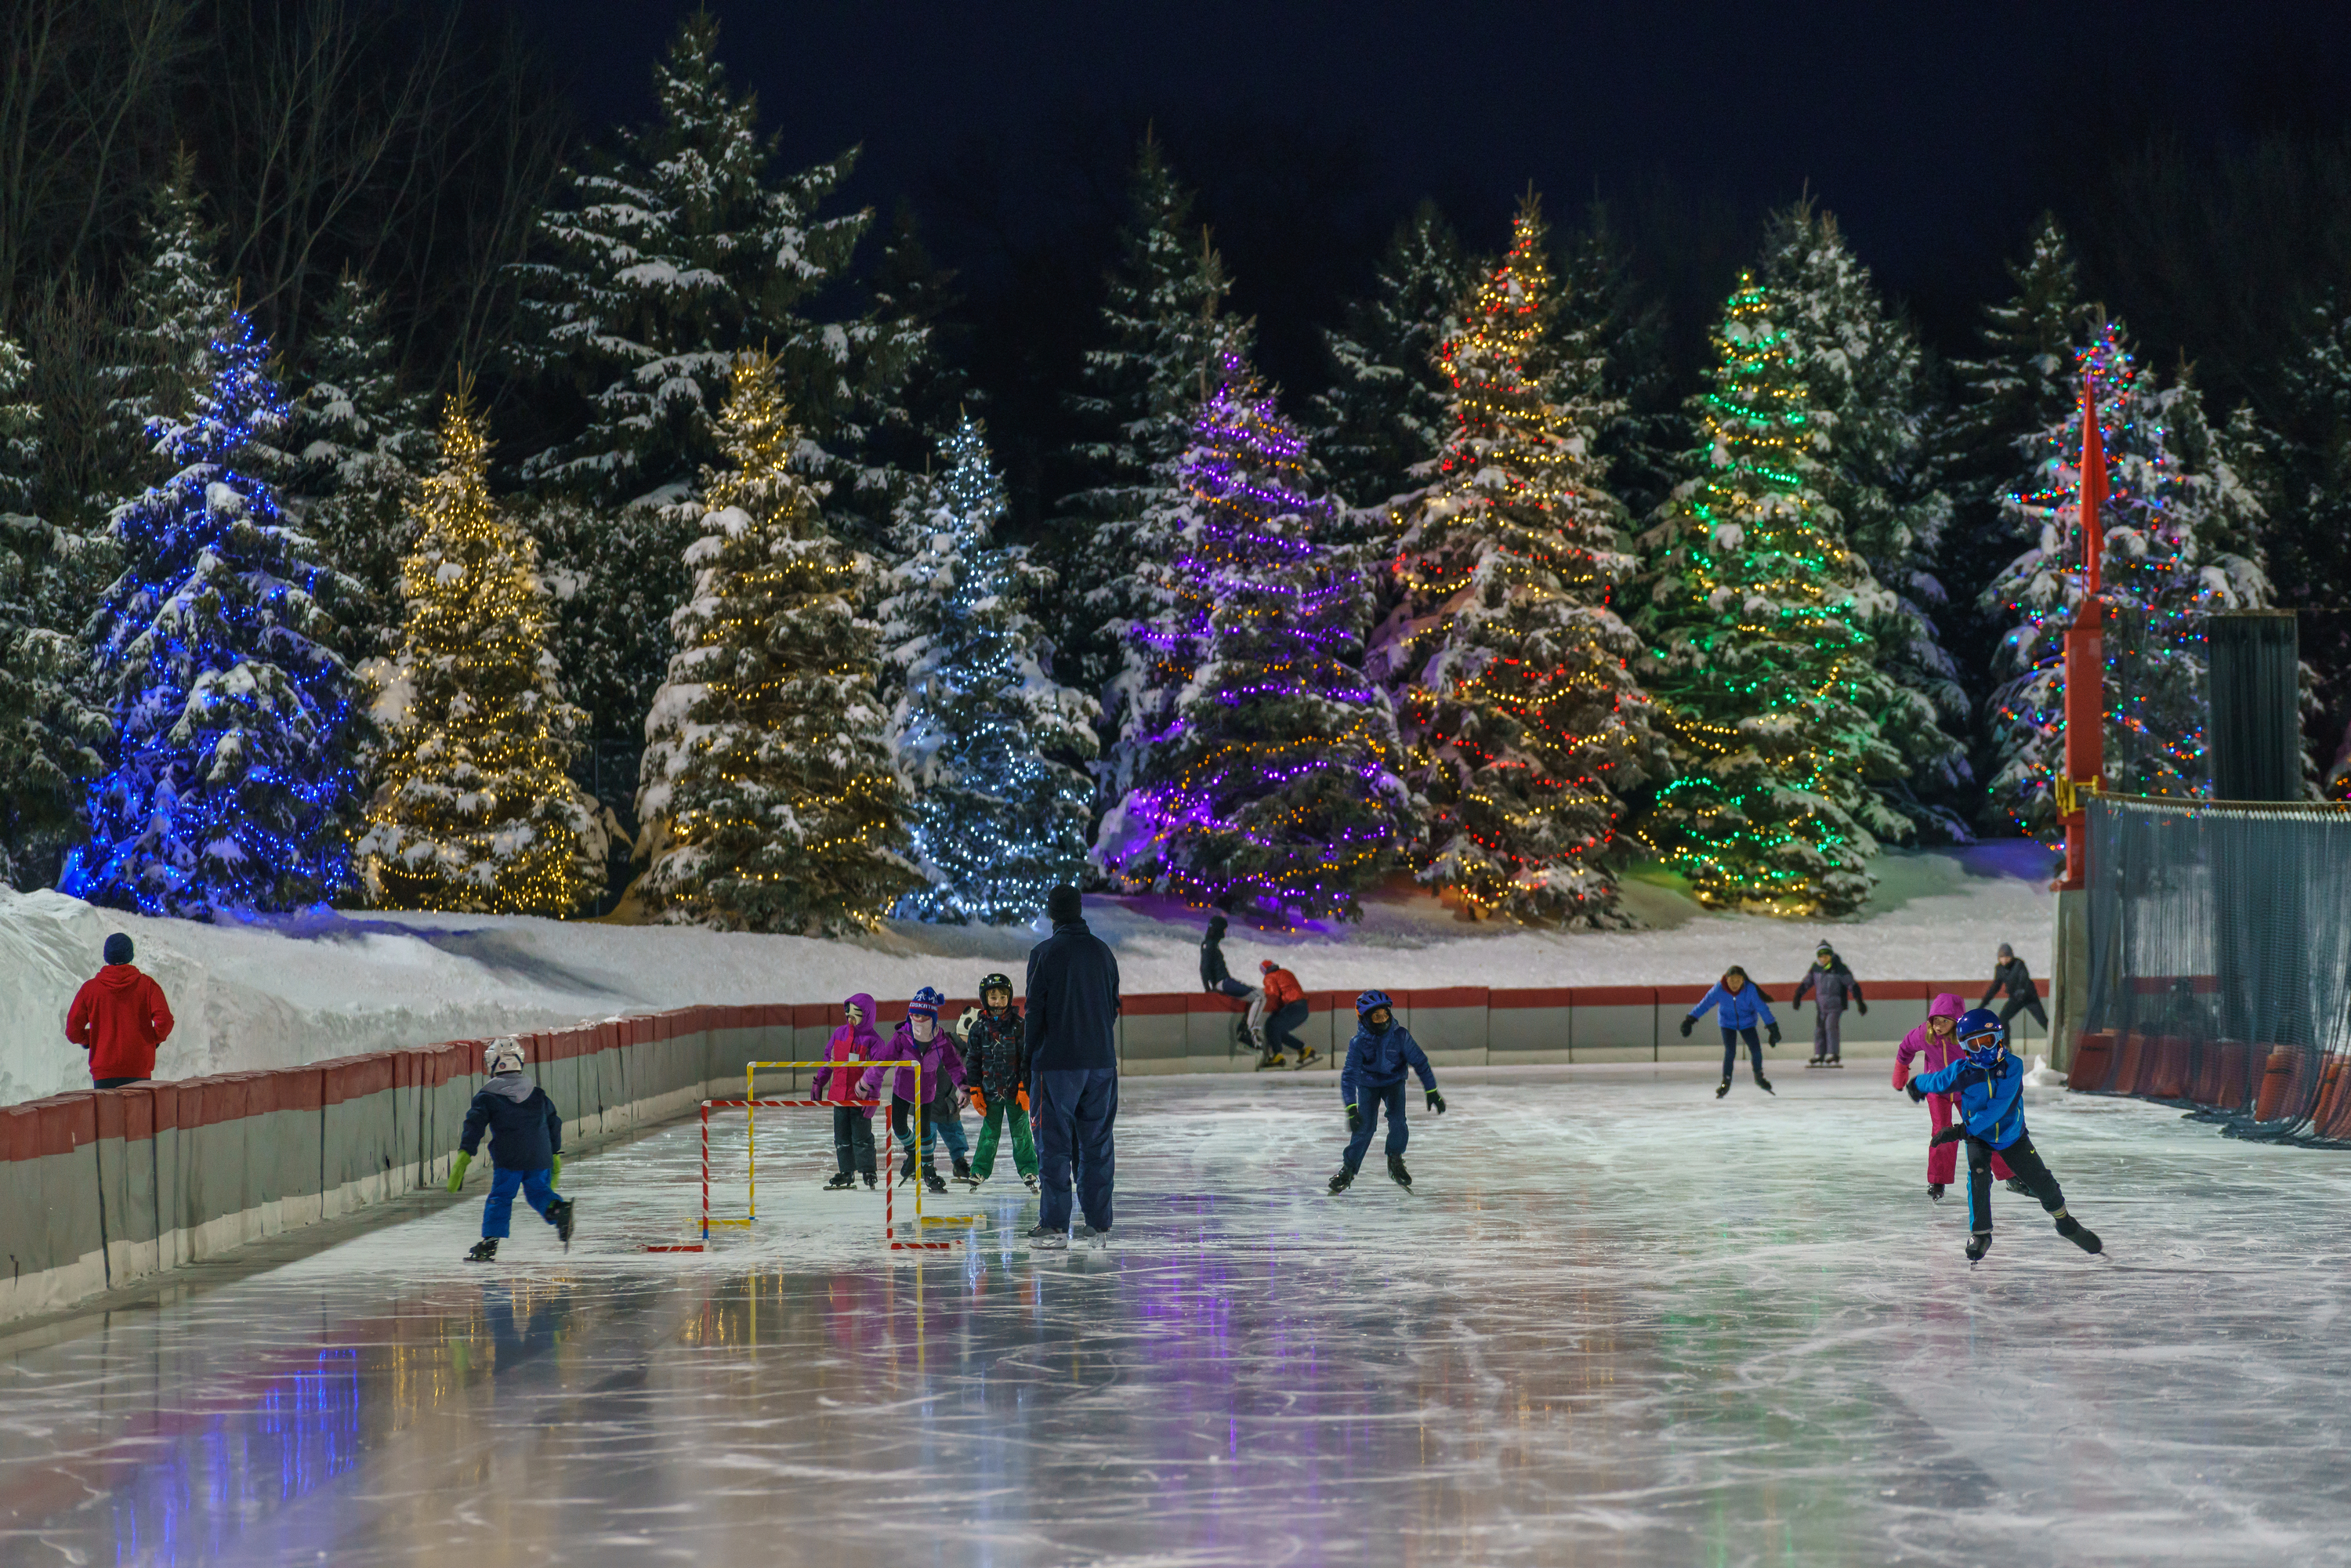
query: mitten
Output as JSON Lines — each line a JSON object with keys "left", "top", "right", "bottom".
{"left": 969, "top": 1088, "right": 987, "bottom": 1116}
{"left": 1016, "top": 1088, "right": 1030, "bottom": 1113}
{"left": 1766, "top": 1023, "right": 1783, "bottom": 1048}
{"left": 1426, "top": 1089, "right": 1446, "bottom": 1114}
{"left": 447, "top": 1151, "right": 472, "bottom": 1192}
{"left": 1346, "top": 1102, "right": 1363, "bottom": 1132}
{"left": 1906, "top": 1081, "right": 1927, "bottom": 1104}
{"left": 1930, "top": 1123, "right": 1965, "bottom": 1146}
{"left": 550, "top": 1154, "right": 562, "bottom": 1187}
{"left": 1856, "top": 999, "right": 1868, "bottom": 1016}
{"left": 1679, "top": 1016, "right": 1695, "bottom": 1038}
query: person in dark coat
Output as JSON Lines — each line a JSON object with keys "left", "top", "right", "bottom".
{"left": 960, "top": 972, "right": 1037, "bottom": 1190}
{"left": 65, "top": 933, "right": 174, "bottom": 1088}
{"left": 1201, "top": 912, "right": 1264, "bottom": 1055}
{"left": 1791, "top": 943, "right": 1867, "bottom": 1067}
{"left": 1023, "top": 885, "right": 1120, "bottom": 1249}
{"left": 449, "top": 1037, "right": 573, "bottom": 1262}
{"left": 1328, "top": 990, "right": 1442, "bottom": 1193}
{"left": 1981, "top": 943, "right": 2049, "bottom": 1036}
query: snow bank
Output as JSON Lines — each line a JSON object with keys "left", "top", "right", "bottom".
{"left": 0, "top": 844, "right": 2053, "bottom": 1105}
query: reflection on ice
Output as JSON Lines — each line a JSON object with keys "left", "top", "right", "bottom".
{"left": 4, "top": 1068, "right": 2349, "bottom": 1566}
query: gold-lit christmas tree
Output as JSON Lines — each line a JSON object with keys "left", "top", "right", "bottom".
{"left": 1636, "top": 273, "right": 1906, "bottom": 917}
{"left": 356, "top": 389, "right": 606, "bottom": 914}
{"left": 635, "top": 352, "right": 915, "bottom": 932}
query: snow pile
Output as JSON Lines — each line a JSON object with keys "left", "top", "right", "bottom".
{"left": 0, "top": 844, "right": 2052, "bottom": 1106}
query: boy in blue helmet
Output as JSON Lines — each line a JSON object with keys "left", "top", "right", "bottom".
{"left": 1907, "top": 1008, "right": 2103, "bottom": 1262}
{"left": 1328, "top": 990, "right": 1444, "bottom": 1193}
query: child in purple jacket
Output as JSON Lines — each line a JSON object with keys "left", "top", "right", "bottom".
{"left": 857, "top": 987, "right": 965, "bottom": 1193}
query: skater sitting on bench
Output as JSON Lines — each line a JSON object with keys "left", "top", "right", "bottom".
{"left": 1907, "top": 1008, "right": 2103, "bottom": 1262}
{"left": 1790, "top": 943, "right": 1865, "bottom": 1066}
{"left": 1256, "top": 959, "right": 1316, "bottom": 1069}
{"left": 1681, "top": 965, "right": 1781, "bottom": 1097}
{"left": 451, "top": 1037, "right": 574, "bottom": 1262}
{"left": 1328, "top": 990, "right": 1443, "bottom": 1193}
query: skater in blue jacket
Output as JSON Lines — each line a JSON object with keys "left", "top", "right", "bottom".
{"left": 1907, "top": 1008, "right": 2104, "bottom": 1262}
{"left": 1328, "top": 990, "right": 1444, "bottom": 1193}
{"left": 1679, "top": 965, "right": 1782, "bottom": 1098}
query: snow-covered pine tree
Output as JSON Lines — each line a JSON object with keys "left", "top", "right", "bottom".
{"left": 636, "top": 353, "right": 914, "bottom": 932}
{"left": 1058, "top": 133, "right": 1253, "bottom": 712}
{"left": 1980, "top": 320, "right": 2270, "bottom": 837}
{"left": 1950, "top": 215, "right": 2099, "bottom": 477}
{"left": 1375, "top": 197, "right": 1665, "bottom": 925}
{"left": 1310, "top": 200, "right": 1479, "bottom": 517}
{"left": 0, "top": 334, "right": 106, "bottom": 883}
{"left": 1558, "top": 204, "right": 1681, "bottom": 523}
{"left": 2254, "top": 296, "right": 2351, "bottom": 791}
{"left": 513, "top": 9, "right": 919, "bottom": 750}
{"left": 1635, "top": 273, "right": 1908, "bottom": 918}
{"left": 1097, "top": 356, "right": 1411, "bottom": 921}
{"left": 357, "top": 389, "right": 605, "bottom": 915}
{"left": 66, "top": 314, "right": 360, "bottom": 917}
{"left": 101, "top": 154, "right": 235, "bottom": 499}
{"left": 1759, "top": 201, "right": 1971, "bottom": 838}
{"left": 289, "top": 272, "right": 432, "bottom": 666}
{"left": 882, "top": 415, "right": 1096, "bottom": 922}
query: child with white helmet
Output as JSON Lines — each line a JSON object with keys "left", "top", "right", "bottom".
{"left": 1906, "top": 1008, "right": 2103, "bottom": 1263}
{"left": 1328, "top": 990, "right": 1444, "bottom": 1194}
{"left": 449, "top": 1036, "right": 573, "bottom": 1262}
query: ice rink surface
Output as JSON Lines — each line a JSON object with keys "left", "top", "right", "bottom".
{"left": 6, "top": 1066, "right": 2350, "bottom": 1566}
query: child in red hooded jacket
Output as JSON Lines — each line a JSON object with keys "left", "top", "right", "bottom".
{"left": 66, "top": 932, "right": 174, "bottom": 1088}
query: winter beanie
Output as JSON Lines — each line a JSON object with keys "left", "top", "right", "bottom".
{"left": 1047, "top": 885, "right": 1083, "bottom": 924}
{"left": 103, "top": 932, "right": 134, "bottom": 966}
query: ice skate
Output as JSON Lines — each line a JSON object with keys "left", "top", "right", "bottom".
{"left": 1074, "top": 1223, "right": 1110, "bottom": 1248}
{"left": 1328, "top": 1166, "right": 1357, "bottom": 1194}
{"left": 1386, "top": 1153, "right": 1412, "bottom": 1189}
{"left": 1826, "top": 1058, "right": 1843, "bottom": 1069}
{"left": 1806, "top": 1053, "right": 1825, "bottom": 1068}
{"left": 1753, "top": 1071, "right": 1774, "bottom": 1095}
{"left": 2055, "top": 1215, "right": 2103, "bottom": 1255}
{"left": 1255, "top": 1051, "right": 1287, "bottom": 1070}
{"left": 2005, "top": 1177, "right": 2032, "bottom": 1195}
{"left": 1926, "top": 1183, "right": 1945, "bottom": 1201}
{"left": 465, "top": 1238, "right": 498, "bottom": 1263}
{"left": 1292, "top": 1047, "right": 1319, "bottom": 1068}
{"left": 951, "top": 1156, "right": 979, "bottom": 1189}
{"left": 549, "top": 1197, "right": 575, "bottom": 1251}
{"left": 922, "top": 1170, "right": 948, "bottom": 1195}
{"left": 1025, "top": 1224, "right": 1067, "bottom": 1251}
{"left": 862, "top": 1172, "right": 877, "bottom": 1190}
{"left": 1965, "top": 1231, "right": 1992, "bottom": 1263}
{"left": 823, "top": 1171, "right": 856, "bottom": 1190}
{"left": 1022, "top": 1173, "right": 1038, "bottom": 1192}
{"left": 1715, "top": 1077, "right": 1731, "bottom": 1099}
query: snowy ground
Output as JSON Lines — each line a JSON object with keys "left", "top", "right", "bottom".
{"left": 2, "top": 1066, "right": 2343, "bottom": 1566}
{"left": 0, "top": 842, "right": 2054, "bottom": 1104}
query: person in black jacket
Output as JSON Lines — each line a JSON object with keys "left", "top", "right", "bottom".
{"left": 449, "top": 1037, "right": 574, "bottom": 1262}
{"left": 1981, "top": 943, "right": 2049, "bottom": 1036}
{"left": 1201, "top": 912, "right": 1264, "bottom": 1055}
{"left": 958, "top": 972, "right": 1037, "bottom": 1190}
{"left": 1024, "top": 885, "right": 1121, "bottom": 1250}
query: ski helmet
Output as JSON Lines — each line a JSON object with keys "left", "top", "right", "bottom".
{"left": 484, "top": 1037, "right": 526, "bottom": 1076}
{"left": 907, "top": 986, "right": 947, "bottom": 1019}
{"left": 978, "top": 972, "right": 1012, "bottom": 1004}
{"left": 1955, "top": 1007, "right": 2007, "bottom": 1066}
{"left": 1356, "top": 989, "right": 1393, "bottom": 1017}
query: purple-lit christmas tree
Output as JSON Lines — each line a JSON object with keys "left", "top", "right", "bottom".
{"left": 1097, "top": 356, "right": 1411, "bottom": 919}
{"left": 66, "top": 313, "right": 360, "bottom": 916}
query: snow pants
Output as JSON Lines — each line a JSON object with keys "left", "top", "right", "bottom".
{"left": 1812, "top": 1007, "right": 1843, "bottom": 1061}
{"left": 972, "top": 1098, "right": 1036, "bottom": 1181}
{"left": 1034, "top": 1068, "right": 1118, "bottom": 1232}
{"left": 1998, "top": 993, "right": 2049, "bottom": 1036}
{"left": 481, "top": 1165, "right": 559, "bottom": 1239}
{"left": 1342, "top": 1080, "right": 1410, "bottom": 1168}
{"left": 1926, "top": 1092, "right": 2011, "bottom": 1186}
{"left": 1720, "top": 1027, "right": 1764, "bottom": 1078}
{"left": 831, "top": 1106, "right": 876, "bottom": 1179}
{"left": 1966, "top": 1133, "right": 2067, "bottom": 1237}
{"left": 1265, "top": 1001, "right": 1310, "bottom": 1059}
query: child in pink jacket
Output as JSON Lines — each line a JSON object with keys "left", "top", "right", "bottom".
{"left": 1893, "top": 992, "right": 2013, "bottom": 1200}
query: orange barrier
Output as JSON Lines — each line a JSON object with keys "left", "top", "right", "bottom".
{"left": 2253, "top": 1045, "right": 2298, "bottom": 1123}
{"left": 2309, "top": 1057, "right": 2351, "bottom": 1139}
{"left": 2067, "top": 1030, "right": 2117, "bottom": 1092}
{"left": 2141, "top": 1034, "right": 2191, "bottom": 1100}
{"left": 2109, "top": 1030, "right": 2146, "bottom": 1096}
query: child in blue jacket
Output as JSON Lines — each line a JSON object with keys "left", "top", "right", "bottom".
{"left": 450, "top": 1037, "right": 574, "bottom": 1262}
{"left": 1328, "top": 990, "right": 1444, "bottom": 1193}
{"left": 1679, "top": 965, "right": 1783, "bottom": 1097}
{"left": 1907, "top": 1009, "right": 2103, "bottom": 1262}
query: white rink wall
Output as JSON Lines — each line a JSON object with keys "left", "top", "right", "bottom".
{"left": 0, "top": 843, "right": 2052, "bottom": 1106}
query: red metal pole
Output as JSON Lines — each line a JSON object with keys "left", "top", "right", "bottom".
{"left": 701, "top": 1100, "right": 710, "bottom": 1244}
{"left": 2059, "top": 370, "right": 2109, "bottom": 891}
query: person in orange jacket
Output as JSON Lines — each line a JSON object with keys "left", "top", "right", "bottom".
{"left": 66, "top": 932, "right": 174, "bottom": 1088}
{"left": 1255, "top": 959, "right": 1317, "bottom": 1070}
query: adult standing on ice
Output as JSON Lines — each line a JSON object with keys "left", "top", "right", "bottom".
{"left": 1791, "top": 943, "right": 1866, "bottom": 1067}
{"left": 66, "top": 933, "right": 174, "bottom": 1088}
{"left": 1679, "top": 965, "right": 1780, "bottom": 1098}
{"left": 1023, "top": 884, "right": 1120, "bottom": 1250}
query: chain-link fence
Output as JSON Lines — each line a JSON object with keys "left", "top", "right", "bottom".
{"left": 2070, "top": 792, "right": 2351, "bottom": 1139}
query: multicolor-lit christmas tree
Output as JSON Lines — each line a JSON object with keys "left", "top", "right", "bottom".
{"left": 636, "top": 353, "right": 915, "bottom": 932}
{"left": 356, "top": 389, "right": 606, "bottom": 915}
{"left": 67, "top": 313, "right": 359, "bottom": 916}
{"left": 1099, "top": 354, "right": 1410, "bottom": 920}
{"left": 1636, "top": 273, "right": 1906, "bottom": 917}
{"left": 1375, "top": 197, "right": 1662, "bottom": 925}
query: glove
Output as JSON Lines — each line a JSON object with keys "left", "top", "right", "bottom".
{"left": 447, "top": 1151, "right": 471, "bottom": 1192}
{"left": 551, "top": 1153, "right": 562, "bottom": 1187}
{"left": 1856, "top": 999, "right": 1868, "bottom": 1016}
{"left": 1907, "top": 1081, "right": 1927, "bottom": 1104}
{"left": 1930, "top": 1123, "right": 1965, "bottom": 1146}
{"left": 1346, "top": 1102, "right": 1363, "bottom": 1132}
{"left": 1766, "top": 1023, "right": 1782, "bottom": 1048}
{"left": 1679, "top": 1016, "right": 1694, "bottom": 1038}
{"left": 1016, "top": 1088, "right": 1030, "bottom": 1113}
{"left": 1791, "top": 997, "right": 1803, "bottom": 1011}
{"left": 1426, "top": 1089, "right": 1446, "bottom": 1114}
{"left": 969, "top": 1088, "right": 987, "bottom": 1116}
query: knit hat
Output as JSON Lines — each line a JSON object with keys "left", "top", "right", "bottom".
{"left": 1998, "top": 942, "right": 2014, "bottom": 959}
{"left": 907, "top": 986, "right": 947, "bottom": 1020}
{"left": 103, "top": 932, "right": 134, "bottom": 965}
{"left": 1046, "top": 885, "right": 1083, "bottom": 923}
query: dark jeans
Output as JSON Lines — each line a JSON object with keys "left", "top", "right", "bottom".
{"left": 1966, "top": 1133, "right": 2067, "bottom": 1235}
{"left": 92, "top": 1077, "right": 146, "bottom": 1090}
{"left": 1265, "top": 1000, "right": 1310, "bottom": 1056}
{"left": 1998, "top": 994, "right": 2049, "bottom": 1032}
{"left": 1034, "top": 1067, "right": 1118, "bottom": 1232}
{"left": 1719, "top": 1027, "right": 1763, "bottom": 1077}
{"left": 831, "top": 1106, "right": 875, "bottom": 1178}
{"left": 1212, "top": 978, "right": 1252, "bottom": 999}
{"left": 1342, "top": 1079, "right": 1409, "bottom": 1168}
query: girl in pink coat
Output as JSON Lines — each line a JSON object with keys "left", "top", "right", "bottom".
{"left": 1893, "top": 992, "right": 2013, "bottom": 1199}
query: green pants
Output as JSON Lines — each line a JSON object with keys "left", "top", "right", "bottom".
{"left": 973, "top": 1098, "right": 1037, "bottom": 1181}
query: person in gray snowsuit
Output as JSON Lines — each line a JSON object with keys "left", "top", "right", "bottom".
{"left": 1791, "top": 943, "right": 1866, "bottom": 1067}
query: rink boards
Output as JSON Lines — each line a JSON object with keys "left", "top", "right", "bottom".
{"left": 0, "top": 983, "right": 1994, "bottom": 1325}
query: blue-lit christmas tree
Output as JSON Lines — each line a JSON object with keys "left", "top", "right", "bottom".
{"left": 883, "top": 415, "right": 1098, "bottom": 922}
{"left": 64, "top": 313, "right": 359, "bottom": 916}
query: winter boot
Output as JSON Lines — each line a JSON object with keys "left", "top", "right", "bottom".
{"left": 1715, "top": 1077, "right": 1732, "bottom": 1099}
{"left": 549, "top": 1197, "right": 576, "bottom": 1249}
{"left": 1965, "top": 1231, "right": 1992, "bottom": 1263}
{"left": 1387, "top": 1153, "right": 1412, "bottom": 1189}
{"left": 2055, "top": 1214, "right": 2103, "bottom": 1255}
{"left": 465, "top": 1238, "right": 498, "bottom": 1263}
{"left": 1926, "top": 1183, "right": 1945, "bottom": 1202}
{"left": 1328, "top": 1165, "right": 1357, "bottom": 1194}
{"left": 1753, "top": 1071, "right": 1774, "bottom": 1095}
{"left": 824, "top": 1171, "right": 856, "bottom": 1190}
